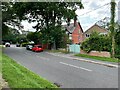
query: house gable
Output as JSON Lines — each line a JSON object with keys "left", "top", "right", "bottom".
{"left": 72, "top": 22, "right": 84, "bottom": 44}
{"left": 84, "top": 24, "right": 108, "bottom": 34}
{"left": 83, "top": 24, "right": 108, "bottom": 40}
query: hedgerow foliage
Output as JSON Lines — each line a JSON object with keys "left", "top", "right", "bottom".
{"left": 81, "top": 31, "right": 111, "bottom": 53}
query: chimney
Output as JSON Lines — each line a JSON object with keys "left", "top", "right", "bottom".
{"left": 74, "top": 15, "right": 77, "bottom": 27}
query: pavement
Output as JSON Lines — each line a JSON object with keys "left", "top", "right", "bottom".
{"left": 46, "top": 52, "right": 119, "bottom": 68}
{"left": 0, "top": 74, "right": 9, "bottom": 89}
{"left": 3, "top": 45, "right": 118, "bottom": 88}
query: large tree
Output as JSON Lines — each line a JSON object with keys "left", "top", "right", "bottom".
{"left": 2, "top": 2, "right": 23, "bottom": 36}
{"left": 11, "top": 2, "right": 83, "bottom": 49}
{"left": 2, "top": 2, "right": 83, "bottom": 49}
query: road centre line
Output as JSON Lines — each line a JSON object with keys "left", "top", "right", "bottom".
{"left": 59, "top": 62, "right": 92, "bottom": 72}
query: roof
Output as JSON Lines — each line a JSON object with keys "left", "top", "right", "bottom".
{"left": 63, "top": 22, "right": 84, "bottom": 34}
{"left": 84, "top": 24, "right": 108, "bottom": 33}
{"left": 78, "top": 22, "right": 84, "bottom": 33}
{"left": 62, "top": 23, "right": 75, "bottom": 34}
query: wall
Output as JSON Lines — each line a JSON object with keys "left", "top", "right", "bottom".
{"left": 80, "top": 50, "right": 110, "bottom": 57}
{"left": 69, "top": 44, "right": 80, "bottom": 53}
{"left": 72, "top": 22, "right": 83, "bottom": 44}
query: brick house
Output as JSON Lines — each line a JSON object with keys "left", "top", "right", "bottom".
{"left": 64, "top": 21, "right": 84, "bottom": 44}
{"left": 83, "top": 24, "right": 109, "bottom": 41}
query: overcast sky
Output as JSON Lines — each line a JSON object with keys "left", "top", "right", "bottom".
{"left": 21, "top": 0, "right": 120, "bottom": 32}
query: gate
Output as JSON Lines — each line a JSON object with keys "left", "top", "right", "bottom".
{"left": 69, "top": 44, "right": 80, "bottom": 53}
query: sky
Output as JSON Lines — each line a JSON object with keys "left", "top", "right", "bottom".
{"left": 118, "top": 0, "right": 120, "bottom": 23}
{"left": 21, "top": 0, "right": 120, "bottom": 32}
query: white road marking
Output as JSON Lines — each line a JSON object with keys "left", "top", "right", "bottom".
{"left": 59, "top": 62, "right": 92, "bottom": 72}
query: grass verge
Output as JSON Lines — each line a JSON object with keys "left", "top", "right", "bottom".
{"left": 0, "top": 49, "right": 2, "bottom": 73}
{"left": 75, "top": 54, "right": 120, "bottom": 63}
{"left": 2, "top": 53, "right": 57, "bottom": 89}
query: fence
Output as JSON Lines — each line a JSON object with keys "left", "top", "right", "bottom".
{"left": 69, "top": 44, "right": 80, "bottom": 53}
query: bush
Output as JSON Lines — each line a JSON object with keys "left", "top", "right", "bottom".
{"left": 115, "top": 55, "right": 120, "bottom": 59}
{"left": 81, "top": 31, "right": 111, "bottom": 53}
{"left": 115, "top": 45, "right": 120, "bottom": 59}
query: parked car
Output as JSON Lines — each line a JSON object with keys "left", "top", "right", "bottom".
{"left": 5, "top": 42, "right": 10, "bottom": 47}
{"left": 32, "top": 45, "right": 43, "bottom": 52}
{"left": 16, "top": 43, "right": 20, "bottom": 47}
{"left": 26, "top": 44, "right": 34, "bottom": 50}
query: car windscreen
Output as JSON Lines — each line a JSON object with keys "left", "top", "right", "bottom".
{"left": 38, "top": 46, "right": 42, "bottom": 48}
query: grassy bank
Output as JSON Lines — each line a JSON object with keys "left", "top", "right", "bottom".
{"left": 75, "top": 54, "right": 119, "bottom": 63}
{"left": 2, "top": 53, "right": 57, "bottom": 89}
{"left": 0, "top": 47, "right": 2, "bottom": 73}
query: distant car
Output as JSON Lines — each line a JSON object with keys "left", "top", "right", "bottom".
{"left": 26, "top": 44, "right": 34, "bottom": 50}
{"left": 32, "top": 45, "right": 43, "bottom": 52}
{"left": 5, "top": 42, "right": 10, "bottom": 47}
{"left": 16, "top": 44, "right": 20, "bottom": 47}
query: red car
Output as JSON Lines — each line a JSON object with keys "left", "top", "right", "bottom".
{"left": 32, "top": 45, "right": 43, "bottom": 52}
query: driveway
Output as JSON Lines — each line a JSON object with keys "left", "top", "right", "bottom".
{"left": 3, "top": 45, "right": 118, "bottom": 88}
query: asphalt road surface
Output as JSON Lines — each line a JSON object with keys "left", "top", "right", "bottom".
{"left": 3, "top": 45, "right": 118, "bottom": 88}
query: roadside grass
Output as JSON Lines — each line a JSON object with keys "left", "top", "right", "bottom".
{"left": 0, "top": 55, "right": 1, "bottom": 73}
{"left": 2, "top": 53, "right": 58, "bottom": 89}
{"left": 75, "top": 54, "right": 120, "bottom": 63}
{"left": 0, "top": 45, "right": 4, "bottom": 48}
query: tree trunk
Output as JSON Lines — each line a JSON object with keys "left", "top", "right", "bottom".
{"left": 52, "top": 10, "right": 57, "bottom": 50}
{"left": 111, "top": 34, "right": 115, "bottom": 58}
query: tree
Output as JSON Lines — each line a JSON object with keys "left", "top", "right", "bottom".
{"left": 2, "top": 2, "right": 83, "bottom": 49}
{"left": 2, "top": 2, "right": 23, "bottom": 36}
{"left": 110, "top": 0, "right": 116, "bottom": 58}
{"left": 27, "top": 32, "right": 42, "bottom": 44}
{"left": 12, "top": 2, "right": 83, "bottom": 49}
{"left": 115, "top": 23, "right": 120, "bottom": 59}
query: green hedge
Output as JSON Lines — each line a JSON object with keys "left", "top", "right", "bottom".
{"left": 21, "top": 42, "right": 29, "bottom": 47}
{"left": 81, "top": 32, "right": 111, "bottom": 53}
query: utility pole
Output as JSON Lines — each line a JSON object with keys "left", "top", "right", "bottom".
{"left": 110, "top": 0, "right": 116, "bottom": 58}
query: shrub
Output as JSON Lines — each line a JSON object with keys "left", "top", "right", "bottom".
{"left": 21, "top": 42, "right": 29, "bottom": 47}
{"left": 81, "top": 31, "right": 111, "bottom": 53}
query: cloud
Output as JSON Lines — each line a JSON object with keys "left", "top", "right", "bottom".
{"left": 21, "top": 20, "right": 37, "bottom": 32}
{"left": 21, "top": 0, "right": 120, "bottom": 32}
{"left": 76, "top": 0, "right": 119, "bottom": 31}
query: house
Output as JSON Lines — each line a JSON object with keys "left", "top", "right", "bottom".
{"left": 63, "top": 20, "right": 84, "bottom": 44}
{"left": 83, "top": 24, "right": 109, "bottom": 41}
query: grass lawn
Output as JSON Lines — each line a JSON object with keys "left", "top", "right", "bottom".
{"left": 2, "top": 53, "right": 57, "bottom": 89}
{"left": 75, "top": 54, "right": 120, "bottom": 63}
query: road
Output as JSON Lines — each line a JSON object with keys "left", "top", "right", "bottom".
{"left": 3, "top": 45, "right": 118, "bottom": 88}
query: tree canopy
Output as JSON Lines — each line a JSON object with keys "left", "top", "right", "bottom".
{"left": 2, "top": 2, "right": 83, "bottom": 49}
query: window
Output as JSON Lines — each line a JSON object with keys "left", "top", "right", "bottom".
{"left": 86, "top": 34, "right": 90, "bottom": 37}
{"left": 79, "top": 30, "right": 80, "bottom": 33}
{"left": 78, "top": 36, "right": 80, "bottom": 40}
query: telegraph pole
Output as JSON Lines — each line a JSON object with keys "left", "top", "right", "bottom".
{"left": 110, "top": 0, "right": 116, "bottom": 58}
